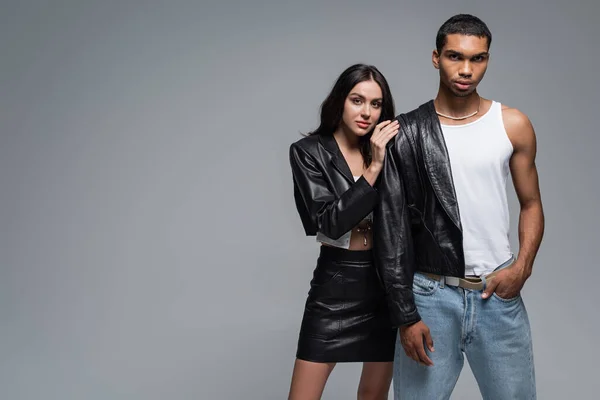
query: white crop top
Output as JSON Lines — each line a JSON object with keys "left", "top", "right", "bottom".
{"left": 316, "top": 175, "right": 373, "bottom": 249}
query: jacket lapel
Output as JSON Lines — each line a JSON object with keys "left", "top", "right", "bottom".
{"left": 419, "top": 101, "right": 462, "bottom": 231}
{"left": 319, "top": 134, "right": 355, "bottom": 185}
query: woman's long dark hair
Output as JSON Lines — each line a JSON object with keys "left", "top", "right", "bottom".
{"left": 308, "top": 64, "right": 395, "bottom": 167}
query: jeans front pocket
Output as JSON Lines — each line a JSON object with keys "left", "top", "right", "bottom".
{"left": 412, "top": 273, "right": 439, "bottom": 296}
{"left": 492, "top": 291, "right": 521, "bottom": 303}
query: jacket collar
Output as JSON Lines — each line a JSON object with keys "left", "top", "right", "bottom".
{"left": 418, "top": 100, "right": 462, "bottom": 231}
{"left": 318, "top": 134, "right": 355, "bottom": 184}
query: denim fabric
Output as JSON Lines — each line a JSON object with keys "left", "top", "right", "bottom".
{"left": 394, "top": 258, "right": 535, "bottom": 399}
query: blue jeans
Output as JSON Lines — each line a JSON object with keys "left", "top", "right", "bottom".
{"left": 393, "top": 258, "right": 536, "bottom": 399}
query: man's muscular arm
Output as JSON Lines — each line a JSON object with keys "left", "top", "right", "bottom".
{"left": 482, "top": 106, "right": 545, "bottom": 299}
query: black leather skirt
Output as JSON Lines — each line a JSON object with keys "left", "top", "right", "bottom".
{"left": 296, "top": 246, "right": 396, "bottom": 363}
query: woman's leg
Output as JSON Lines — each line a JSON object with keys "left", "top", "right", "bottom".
{"left": 288, "top": 359, "right": 336, "bottom": 400}
{"left": 357, "top": 362, "right": 393, "bottom": 400}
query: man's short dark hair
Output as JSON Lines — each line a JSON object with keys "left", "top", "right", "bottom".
{"left": 436, "top": 14, "right": 492, "bottom": 53}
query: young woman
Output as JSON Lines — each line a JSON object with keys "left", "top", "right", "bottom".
{"left": 288, "top": 64, "right": 399, "bottom": 400}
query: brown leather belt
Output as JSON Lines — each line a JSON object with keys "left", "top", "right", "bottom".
{"left": 421, "top": 269, "right": 502, "bottom": 291}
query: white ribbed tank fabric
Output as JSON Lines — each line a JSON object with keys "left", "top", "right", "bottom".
{"left": 441, "top": 101, "right": 514, "bottom": 276}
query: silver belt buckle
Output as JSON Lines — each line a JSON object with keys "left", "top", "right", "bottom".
{"left": 444, "top": 276, "right": 461, "bottom": 287}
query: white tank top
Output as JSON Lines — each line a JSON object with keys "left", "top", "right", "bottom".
{"left": 316, "top": 176, "right": 373, "bottom": 249}
{"left": 441, "top": 101, "right": 514, "bottom": 276}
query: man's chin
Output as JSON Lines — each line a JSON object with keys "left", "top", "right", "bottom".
{"left": 451, "top": 89, "right": 475, "bottom": 98}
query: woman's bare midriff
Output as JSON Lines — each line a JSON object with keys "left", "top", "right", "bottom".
{"left": 320, "top": 222, "right": 374, "bottom": 251}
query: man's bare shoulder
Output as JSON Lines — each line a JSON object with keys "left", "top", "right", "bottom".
{"left": 501, "top": 104, "right": 532, "bottom": 131}
{"left": 500, "top": 104, "right": 535, "bottom": 148}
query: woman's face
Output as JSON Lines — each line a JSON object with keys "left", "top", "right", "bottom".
{"left": 340, "top": 79, "right": 383, "bottom": 137}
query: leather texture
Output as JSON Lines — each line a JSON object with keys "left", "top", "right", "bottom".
{"left": 289, "top": 134, "right": 395, "bottom": 362}
{"left": 373, "top": 100, "right": 467, "bottom": 327}
{"left": 289, "top": 133, "right": 378, "bottom": 240}
{"left": 295, "top": 246, "right": 396, "bottom": 363}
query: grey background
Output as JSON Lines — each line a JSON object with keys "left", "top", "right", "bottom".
{"left": 1, "top": 0, "right": 598, "bottom": 399}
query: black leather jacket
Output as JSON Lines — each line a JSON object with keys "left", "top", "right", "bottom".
{"left": 373, "top": 100, "right": 466, "bottom": 327}
{"left": 289, "top": 134, "right": 378, "bottom": 240}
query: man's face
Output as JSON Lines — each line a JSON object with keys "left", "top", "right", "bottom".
{"left": 433, "top": 34, "right": 490, "bottom": 97}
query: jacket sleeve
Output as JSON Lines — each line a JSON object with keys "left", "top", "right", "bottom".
{"left": 373, "top": 133, "right": 421, "bottom": 327}
{"left": 289, "top": 143, "right": 379, "bottom": 239}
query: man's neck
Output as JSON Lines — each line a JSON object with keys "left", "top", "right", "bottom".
{"left": 434, "top": 85, "right": 481, "bottom": 117}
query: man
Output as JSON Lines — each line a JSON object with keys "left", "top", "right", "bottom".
{"left": 373, "top": 14, "right": 544, "bottom": 399}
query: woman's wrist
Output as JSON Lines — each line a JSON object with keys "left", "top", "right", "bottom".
{"left": 363, "top": 163, "right": 382, "bottom": 186}
{"left": 369, "top": 161, "right": 383, "bottom": 172}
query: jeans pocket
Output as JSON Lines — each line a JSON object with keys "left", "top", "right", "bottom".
{"left": 412, "top": 273, "right": 438, "bottom": 296}
{"left": 492, "top": 291, "right": 521, "bottom": 302}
